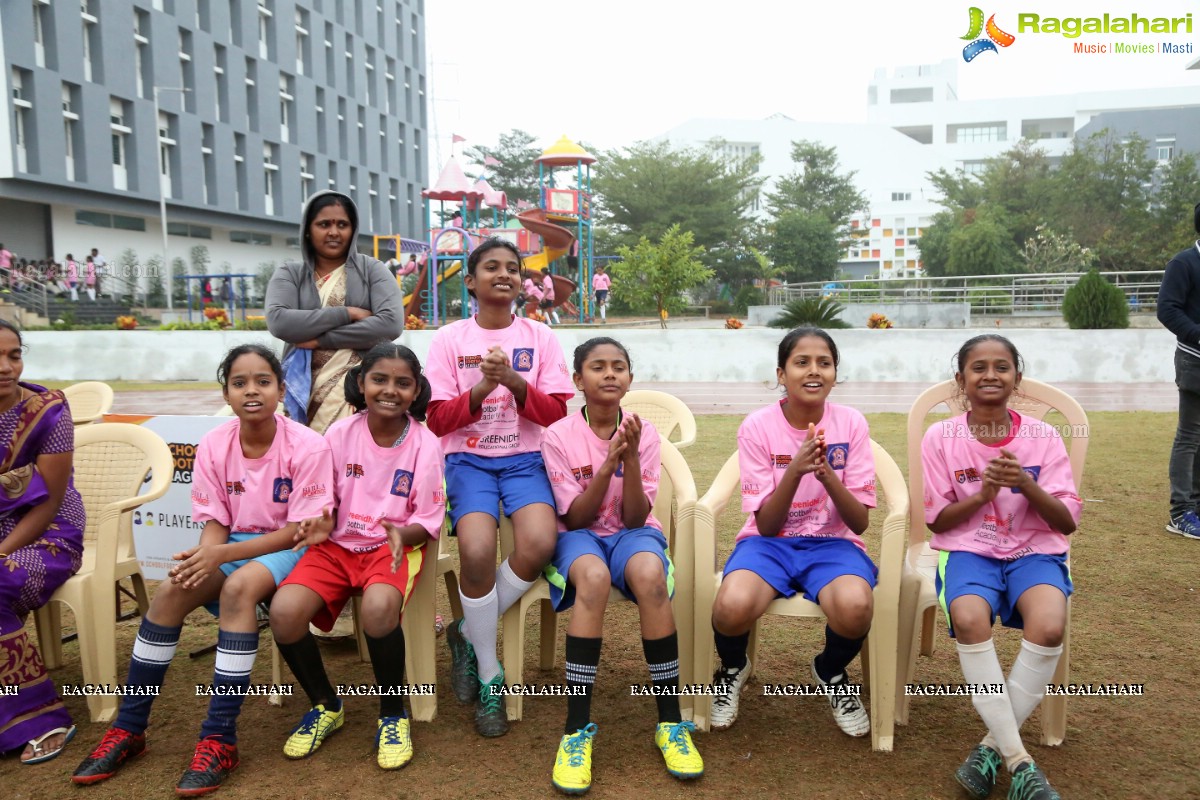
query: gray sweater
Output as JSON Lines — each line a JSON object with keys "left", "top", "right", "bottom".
{"left": 265, "top": 190, "right": 403, "bottom": 359}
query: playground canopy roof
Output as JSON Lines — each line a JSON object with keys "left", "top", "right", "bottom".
{"left": 422, "top": 156, "right": 483, "bottom": 201}
{"left": 537, "top": 135, "right": 597, "bottom": 167}
{"left": 471, "top": 177, "right": 508, "bottom": 210}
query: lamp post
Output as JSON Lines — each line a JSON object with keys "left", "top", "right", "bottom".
{"left": 153, "top": 86, "right": 189, "bottom": 310}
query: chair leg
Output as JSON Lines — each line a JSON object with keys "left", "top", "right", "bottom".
{"left": 34, "top": 602, "right": 64, "bottom": 670}
{"left": 130, "top": 574, "right": 151, "bottom": 615}
{"left": 864, "top": 620, "right": 897, "bottom": 753}
{"left": 895, "top": 580, "right": 921, "bottom": 726}
{"left": 403, "top": 612, "right": 438, "bottom": 722}
{"left": 1040, "top": 603, "right": 1070, "bottom": 747}
{"left": 919, "top": 606, "right": 937, "bottom": 657}
{"left": 501, "top": 594, "right": 532, "bottom": 722}
{"left": 352, "top": 595, "right": 369, "bottom": 663}
{"left": 83, "top": 590, "right": 120, "bottom": 723}
{"left": 269, "top": 639, "right": 285, "bottom": 707}
{"left": 538, "top": 599, "right": 557, "bottom": 671}
{"left": 443, "top": 570, "right": 463, "bottom": 620}
{"left": 746, "top": 619, "right": 761, "bottom": 680}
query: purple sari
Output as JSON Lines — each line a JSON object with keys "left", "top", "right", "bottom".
{"left": 0, "top": 383, "right": 85, "bottom": 752}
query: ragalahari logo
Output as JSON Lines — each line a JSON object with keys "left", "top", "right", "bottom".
{"left": 961, "top": 7, "right": 1016, "bottom": 61}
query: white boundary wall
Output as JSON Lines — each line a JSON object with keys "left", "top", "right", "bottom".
{"left": 23, "top": 328, "right": 1178, "bottom": 384}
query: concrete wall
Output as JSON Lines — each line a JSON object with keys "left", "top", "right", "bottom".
{"left": 748, "top": 303, "right": 969, "bottom": 328}
{"left": 23, "top": 327, "right": 1179, "bottom": 385}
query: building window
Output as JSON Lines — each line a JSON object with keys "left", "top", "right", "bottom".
{"left": 245, "top": 57, "right": 259, "bottom": 132}
{"left": 179, "top": 29, "right": 195, "bottom": 111}
{"left": 201, "top": 124, "right": 216, "bottom": 205}
{"left": 357, "top": 105, "right": 367, "bottom": 163}
{"left": 197, "top": 0, "right": 211, "bottom": 31}
{"left": 891, "top": 192, "right": 911, "bottom": 202}
{"left": 960, "top": 161, "right": 988, "bottom": 176}
{"left": 338, "top": 97, "right": 348, "bottom": 159}
{"left": 62, "top": 83, "right": 83, "bottom": 181}
{"left": 12, "top": 68, "right": 33, "bottom": 173}
{"left": 229, "top": 0, "right": 242, "bottom": 46}
{"left": 385, "top": 57, "right": 396, "bottom": 115}
{"left": 379, "top": 116, "right": 388, "bottom": 172}
{"left": 159, "top": 111, "right": 179, "bottom": 200}
{"left": 257, "top": 1, "right": 274, "bottom": 60}
{"left": 230, "top": 231, "right": 272, "bottom": 246}
{"left": 369, "top": 173, "right": 380, "bottom": 233}
{"left": 75, "top": 210, "right": 146, "bottom": 231}
{"left": 345, "top": 33, "right": 355, "bottom": 96}
{"left": 315, "top": 88, "right": 327, "bottom": 152}
{"left": 295, "top": 8, "right": 310, "bottom": 75}
{"left": 234, "top": 133, "right": 248, "bottom": 211}
{"left": 167, "top": 222, "right": 213, "bottom": 239}
{"left": 134, "top": 9, "right": 151, "bottom": 98}
{"left": 365, "top": 46, "right": 377, "bottom": 107}
{"left": 328, "top": 159, "right": 337, "bottom": 190}
{"left": 279, "top": 74, "right": 294, "bottom": 143}
{"left": 82, "top": 3, "right": 101, "bottom": 82}
{"left": 300, "top": 153, "right": 314, "bottom": 204}
{"left": 1156, "top": 137, "right": 1176, "bottom": 164}
{"left": 948, "top": 123, "right": 1007, "bottom": 144}
{"left": 325, "top": 22, "right": 336, "bottom": 80}
{"left": 263, "top": 143, "right": 280, "bottom": 216}
{"left": 110, "top": 97, "right": 131, "bottom": 190}
{"left": 214, "top": 45, "right": 229, "bottom": 121}
{"left": 32, "top": 1, "right": 53, "bottom": 68}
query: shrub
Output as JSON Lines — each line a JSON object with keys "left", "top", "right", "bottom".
{"left": 768, "top": 296, "right": 850, "bottom": 329}
{"left": 1062, "top": 270, "right": 1129, "bottom": 329}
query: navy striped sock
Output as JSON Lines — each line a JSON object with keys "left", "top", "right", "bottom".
{"left": 198, "top": 629, "right": 259, "bottom": 743}
{"left": 643, "top": 633, "right": 681, "bottom": 724}
{"left": 114, "top": 618, "right": 181, "bottom": 735}
{"left": 564, "top": 635, "right": 601, "bottom": 734}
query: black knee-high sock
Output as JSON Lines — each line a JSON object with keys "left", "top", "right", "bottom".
{"left": 814, "top": 624, "right": 866, "bottom": 682}
{"left": 564, "top": 635, "right": 602, "bottom": 734}
{"left": 275, "top": 632, "right": 339, "bottom": 710}
{"left": 643, "top": 633, "right": 682, "bottom": 724}
{"left": 713, "top": 626, "right": 749, "bottom": 671}
{"left": 365, "top": 626, "right": 407, "bottom": 719}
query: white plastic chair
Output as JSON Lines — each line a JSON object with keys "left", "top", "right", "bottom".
{"left": 33, "top": 423, "right": 173, "bottom": 722}
{"left": 691, "top": 439, "right": 908, "bottom": 753}
{"left": 621, "top": 390, "right": 697, "bottom": 450}
{"left": 499, "top": 437, "right": 698, "bottom": 721}
{"left": 62, "top": 381, "right": 115, "bottom": 425}
{"left": 895, "top": 379, "right": 1088, "bottom": 746}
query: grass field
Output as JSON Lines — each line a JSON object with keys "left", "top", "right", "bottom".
{"left": 7, "top": 412, "right": 1198, "bottom": 799}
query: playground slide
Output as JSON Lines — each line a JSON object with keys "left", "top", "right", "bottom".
{"left": 516, "top": 209, "right": 577, "bottom": 308}
{"left": 403, "top": 258, "right": 461, "bottom": 316}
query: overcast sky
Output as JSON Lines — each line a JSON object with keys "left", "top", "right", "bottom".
{"left": 424, "top": 0, "right": 1198, "bottom": 167}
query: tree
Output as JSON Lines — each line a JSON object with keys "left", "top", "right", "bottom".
{"left": 945, "top": 208, "right": 1019, "bottom": 276}
{"left": 1019, "top": 225, "right": 1096, "bottom": 273}
{"left": 1148, "top": 152, "right": 1200, "bottom": 265}
{"left": 766, "top": 140, "right": 867, "bottom": 225}
{"left": 593, "top": 140, "right": 762, "bottom": 259}
{"left": 915, "top": 210, "right": 956, "bottom": 277}
{"left": 610, "top": 225, "right": 711, "bottom": 328}
{"left": 766, "top": 211, "right": 841, "bottom": 283}
{"left": 1062, "top": 270, "right": 1129, "bottom": 329}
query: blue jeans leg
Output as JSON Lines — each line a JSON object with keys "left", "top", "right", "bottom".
{"left": 1168, "top": 349, "right": 1200, "bottom": 518}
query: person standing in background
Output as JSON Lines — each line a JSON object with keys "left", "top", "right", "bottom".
{"left": 1156, "top": 202, "right": 1200, "bottom": 540}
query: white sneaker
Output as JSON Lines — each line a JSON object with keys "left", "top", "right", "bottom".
{"left": 709, "top": 658, "right": 751, "bottom": 731}
{"left": 811, "top": 657, "right": 870, "bottom": 737}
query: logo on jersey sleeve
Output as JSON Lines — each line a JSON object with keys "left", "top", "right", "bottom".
{"left": 513, "top": 348, "right": 534, "bottom": 372}
{"left": 772, "top": 454, "right": 792, "bottom": 469}
{"left": 391, "top": 469, "right": 414, "bottom": 497}
{"left": 272, "top": 478, "right": 293, "bottom": 503}
{"left": 570, "top": 465, "right": 594, "bottom": 481}
{"left": 346, "top": 463, "right": 365, "bottom": 478}
{"left": 1012, "top": 465, "right": 1041, "bottom": 494}
{"left": 226, "top": 481, "right": 246, "bottom": 496}
{"left": 826, "top": 443, "right": 849, "bottom": 470}
{"left": 955, "top": 467, "right": 982, "bottom": 484}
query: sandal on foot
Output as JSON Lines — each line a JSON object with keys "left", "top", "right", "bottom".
{"left": 22, "top": 724, "right": 77, "bottom": 765}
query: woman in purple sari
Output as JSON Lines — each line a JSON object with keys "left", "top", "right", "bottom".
{"left": 0, "top": 320, "right": 84, "bottom": 764}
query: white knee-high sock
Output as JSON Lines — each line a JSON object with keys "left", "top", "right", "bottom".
{"left": 461, "top": 588, "right": 501, "bottom": 684}
{"left": 957, "top": 639, "right": 1030, "bottom": 771}
{"left": 983, "top": 639, "right": 1063, "bottom": 754}
{"left": 495, "top": 559, "right": 534, "bottom": 616}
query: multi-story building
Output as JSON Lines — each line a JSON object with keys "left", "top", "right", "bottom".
{"left": 664, "top": 58, "right": 1198, "bottom": 280}
{"left": 0, "top": 0, "right": 427, "bottom": 294}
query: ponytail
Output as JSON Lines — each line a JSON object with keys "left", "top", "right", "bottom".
{"left": 408, "top": 375, "right": 431, "bottom": 422}
{"left": 343, "top": 364, "right": 368, "bottom": 411}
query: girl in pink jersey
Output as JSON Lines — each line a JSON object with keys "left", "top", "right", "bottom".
{"left": 709, "top": 327, "right": 877, "bottom": 738}
{"left": 425, "top": 237, "right": 574, "bottom": 737}
{"left": 921, "top": 335, "right": 1080, "bottom": 800}
{"left": 591, "top": 265, "right": 611, "bottom": 323}
{"left": 270, "top": 343, "right": 444, "bottom": 770}
{"left": 541, "top": 337, "right": 702, "bottom": 793}
{"left": 74, "top": 345, "right": 333, "bottom": 795}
